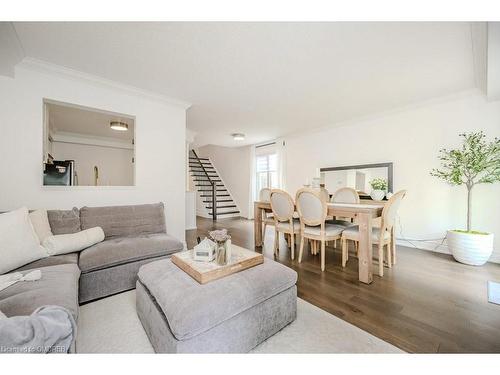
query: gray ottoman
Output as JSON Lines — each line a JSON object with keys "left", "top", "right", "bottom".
{"left": 136, "top": 257, "right": 297, "bottom": 353}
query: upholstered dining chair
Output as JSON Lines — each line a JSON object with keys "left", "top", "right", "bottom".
{"left": 296, "top": 188, "right": 345, "bottom": 271}
{"left": 259, "top": 188, "right": 274, "bottom": 242}
{"left": 270, "top": 189, "right": 300, "bottom": 260}
{"left": 330, "top": 187, "right": 360, "bottom": 225}
{"left": 328, "top": 187, "right": 360, "bottom": 249}
{"left": 341, "top": 190, "right": 407, "bottom": 277}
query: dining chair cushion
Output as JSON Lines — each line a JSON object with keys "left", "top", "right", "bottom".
{"left": 276, "top": 219, "right": 301, "bottom": 232}
{"left": 303, "top": 224, "right": 344, "bottom": 237}
{"left": 270, "top": 192, "right": 294, "bottom": 220}
{"left": 342, "top": 226, "right": 391, "bottom": 242}
{"left": 297, "top": 191, "right": 323, "bottom": 223}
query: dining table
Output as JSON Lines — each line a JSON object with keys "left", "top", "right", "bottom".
{"left": 254, "top": 200, "right": 386, "bottom": 284}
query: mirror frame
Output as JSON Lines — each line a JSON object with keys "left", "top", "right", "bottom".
{"left": 320, "top": 162, "right": 393, "bottom": 193}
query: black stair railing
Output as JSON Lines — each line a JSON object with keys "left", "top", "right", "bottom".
{"left": 190, "top": 149, "right": 217, "bottom": 220}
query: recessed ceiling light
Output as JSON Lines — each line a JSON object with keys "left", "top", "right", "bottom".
{"left": 232, "top": 133, "right": 245, "bottom": 141}
{"left": 110, "top": 121, "right": 129, "bottom": 131}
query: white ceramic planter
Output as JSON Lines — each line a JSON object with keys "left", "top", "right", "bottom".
{"left": 370, "top": 189, "right": 385, "bottom": 201}
{"left": 447, "top": 230, "right": 494, "bottom": 266}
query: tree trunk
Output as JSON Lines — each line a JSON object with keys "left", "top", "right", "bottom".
{"left": 466, "top": 185, "right": 473, "bottom": 232}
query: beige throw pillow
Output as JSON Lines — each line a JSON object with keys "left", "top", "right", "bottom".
{"left": 0, "top": 207, "right": 48, "bottom": 274}
{"left": 29, "top": 209, "right": 53, "bottom": 244}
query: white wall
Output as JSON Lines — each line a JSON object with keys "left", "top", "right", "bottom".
{"left": 194, "top": 90, "right": 500, "bottom": 262}
{"left": 197, "top": 144, "right": 252, "bottom": 218}
{"left": 285, "top": 90, "right": 500, "bottom": 261}
{"left": 52, "top": 141, "right": 134, "bottom": 186}
{"left": 0, "top": 62, "right": 188, "bottom": 242}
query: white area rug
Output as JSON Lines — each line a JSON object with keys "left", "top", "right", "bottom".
{"left": 76, "top": 290, "right": 403, "bottom": 353}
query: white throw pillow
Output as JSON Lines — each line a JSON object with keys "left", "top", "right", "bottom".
{"left": 0, "top": 207, "right": 48, "bottom": 275}
{"left": 29, "top": 209, "right": 53, "bottom": 244}
{"left": 42, "top": 227, "right": 105, "bottom": 256}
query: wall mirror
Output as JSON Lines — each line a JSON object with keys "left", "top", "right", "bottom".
{"left": 320, "top": 162, "right": 393, "bottom": 200}
{"left": 43, "top": 99, "right": 135, "bottom": 186}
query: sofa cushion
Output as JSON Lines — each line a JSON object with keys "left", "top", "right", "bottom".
{"left": 78, "top": 233, "right": 183, "bottom": 273}
{"left": 80, "top": 203, "right": 166, "bottom": 238}
{"left": 29, "top": 209, "right": 53, "bottom": 243}
{"left": 0, "top": 264, "right": 80, "bottom": 319}
{"left": 47, "top": 207, "right": 81, "bottom": 235}
{"left": 13, "top": 253, "right": 79, "bottom": 273}
{"left": 137, "top": 257, "right": 298, "bottom": 341}
{"left": 0, "top": 207, "right": 48, "bottom": 275}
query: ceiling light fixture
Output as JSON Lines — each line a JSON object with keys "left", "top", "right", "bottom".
{"left": 110, "top": 121, "right": 129, "bottom": 131}
{"left": 232, "top": 133, "right": 245, "bottom": 141}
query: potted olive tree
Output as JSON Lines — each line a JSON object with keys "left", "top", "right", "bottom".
{"left": 431, "top": 132, "right": 499, "bottom": 265}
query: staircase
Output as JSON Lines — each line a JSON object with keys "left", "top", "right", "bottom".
{"left": 189, "top": 150, "right": 240, "bottom": 220}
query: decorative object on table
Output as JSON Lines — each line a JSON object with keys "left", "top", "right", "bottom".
{"left": 431, "top": 131, "right": 499, "bottom": 266}
{"left": 385, "top": 192, "right": 393, "bottom": 199}
{"left": 209, "top": 229, "right": 232, "bottom": 266}
{"left": 171, "top": 244, "right": 264, "bottom": 284}
{"left": 193, "top": 237, "right": 216, "bottom": 262}
{"left": 369, "top": 178, "right": 388, "bottom": 201}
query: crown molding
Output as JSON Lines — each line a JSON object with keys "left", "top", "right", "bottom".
{"left": 16, "top": 57, "right": 192, "bottom": 110}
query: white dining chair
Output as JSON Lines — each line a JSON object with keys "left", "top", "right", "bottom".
{"left": 330, "top": 187, "right": 360, "bottom": 225}
{"left": 259, "top": 188, "right": 274, "bottom": 242}
{"left": 341, "top": 190, "right": 407, "bottom": 276}
{"left": 328, "top": 187, "right": 360, "bottom": 249}
{"left": 270, "top": 189, "right": 300, "bottom": 260}
{"left": 296, "top": 188, "right": 344, "bottom": 271}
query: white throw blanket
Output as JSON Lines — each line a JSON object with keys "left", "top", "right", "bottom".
{"left": 0, "top": 305, "right": 76, "bottom": 353}
{"left": 0, "top": 270, "right": 42, "bottom": 292}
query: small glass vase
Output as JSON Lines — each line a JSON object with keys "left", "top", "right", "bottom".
{"left": 215, "top": 240, "right": 228, "bottom": 266}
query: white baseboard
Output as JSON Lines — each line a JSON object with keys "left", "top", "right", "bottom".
{"left": 396, "top": 239, "right": 500, "bottom": 264}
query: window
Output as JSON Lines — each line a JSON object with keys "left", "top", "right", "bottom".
{"left": 256, "top": 153, "right": 278, "bottom": 194}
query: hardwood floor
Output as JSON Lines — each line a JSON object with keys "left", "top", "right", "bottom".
{"left": 186, "top": 216, "right": 500, "bottom": 353}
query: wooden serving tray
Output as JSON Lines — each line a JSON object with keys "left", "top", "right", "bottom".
{"left": 171, "top": 245, "right": 264, "bottom": 284}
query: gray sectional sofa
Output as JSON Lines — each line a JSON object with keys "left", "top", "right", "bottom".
{"left": 0, "top": 203, "right": 184, "bottom": 333}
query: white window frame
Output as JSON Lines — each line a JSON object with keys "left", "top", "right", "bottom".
{"left": 255, "top": 151, "right": 278, "bottom": 197}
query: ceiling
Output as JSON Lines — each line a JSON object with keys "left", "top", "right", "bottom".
{"left": 47, "top": 101, "right": 135, "bottom": 141}
{"left": 12, "top": 22, "right": 477, "bottom": 146}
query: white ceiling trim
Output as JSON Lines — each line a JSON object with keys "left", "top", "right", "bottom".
{"left": 17, "top": 57, "right": 192, "bottom": 110}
